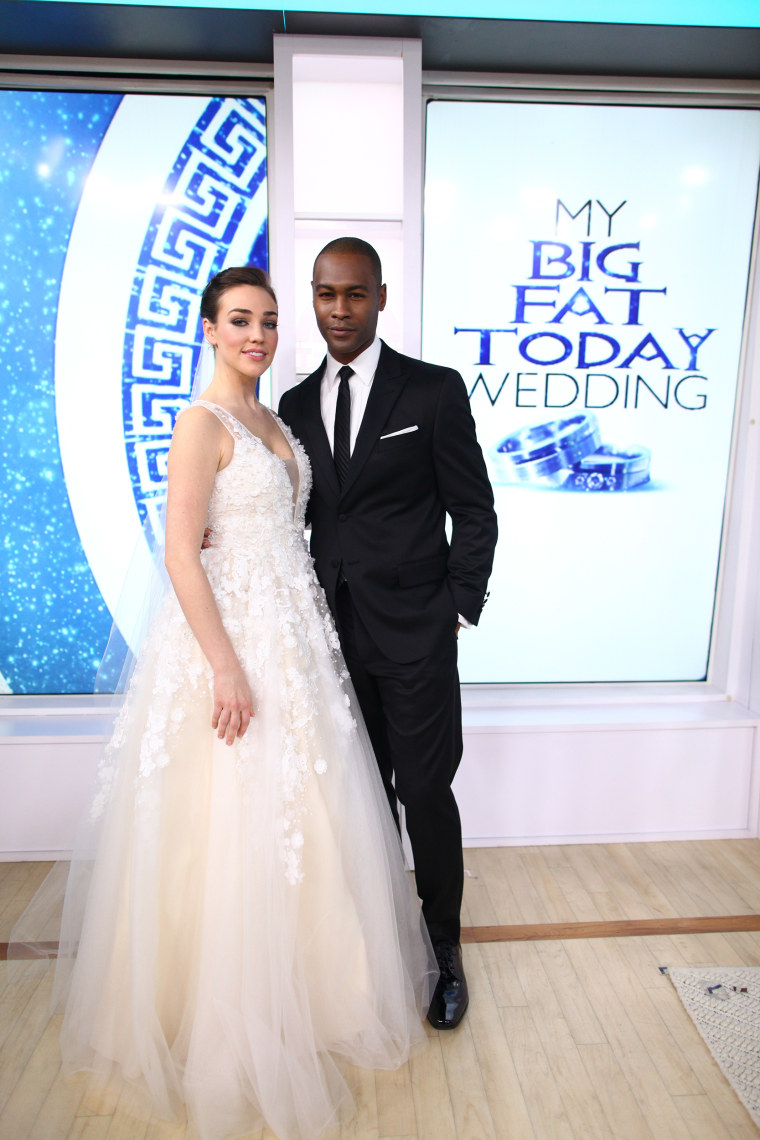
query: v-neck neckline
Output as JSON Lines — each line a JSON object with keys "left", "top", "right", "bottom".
{"left": 197, "top": 400, "right": 295, "bottom": 464}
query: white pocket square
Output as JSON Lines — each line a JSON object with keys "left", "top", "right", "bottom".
{"left": 380, "top": 425, "right": 418, "bottom": 439}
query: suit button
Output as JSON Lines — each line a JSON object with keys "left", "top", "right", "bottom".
{"left": 338, "top": 513, "right": 347, "bottom": 522}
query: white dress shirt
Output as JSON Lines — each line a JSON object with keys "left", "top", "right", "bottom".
{"left": 318, "top": 336, "right": 470, "bottom": 631}
{"left": 320, "top": 337, "right": 382, "bottom": 456}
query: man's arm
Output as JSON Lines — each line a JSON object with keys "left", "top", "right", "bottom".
{"left": 432, "top": 369, "right": 498, "bottom": 626}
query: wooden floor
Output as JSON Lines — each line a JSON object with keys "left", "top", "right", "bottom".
{"left": 3, "top": 840, "right": 760, "bottom": 1138}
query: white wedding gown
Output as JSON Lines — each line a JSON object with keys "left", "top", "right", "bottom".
{"left": 45, "top": 402, "right": 435, "bottom": 1140}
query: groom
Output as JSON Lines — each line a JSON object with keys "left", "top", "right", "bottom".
{"left": 278, "top": 238, "right": 497, "bottom": 1030}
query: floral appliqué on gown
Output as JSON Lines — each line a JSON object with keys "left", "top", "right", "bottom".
{"left": 53, "top": 402, "right": 435, "bottom": 1140}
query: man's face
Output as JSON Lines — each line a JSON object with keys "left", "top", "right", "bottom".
{"left": 312, "top": 252, "right": 387, "bottom": 364}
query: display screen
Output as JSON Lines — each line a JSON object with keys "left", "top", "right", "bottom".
{"left": 0, "top": 91, "right": 268, "bottom": 694}
{"left": 423, "top": 100, "right": 760, "bottom": 683}
{"left": 30, "top": 0, "right": 760, "bottom": 27}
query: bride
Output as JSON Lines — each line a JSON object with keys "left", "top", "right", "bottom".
{"left": 33, "top": 267, "right": 435, "bottom": 1140}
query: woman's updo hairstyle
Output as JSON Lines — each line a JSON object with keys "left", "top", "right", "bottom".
{"left": 200, "top": 266, "right": 277, "bottom": 324}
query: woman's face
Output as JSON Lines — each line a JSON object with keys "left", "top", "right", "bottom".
{"left": 203, "top": 284, "right": 278, "bottom": 382}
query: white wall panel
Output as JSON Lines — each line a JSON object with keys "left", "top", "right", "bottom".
{"left": 456, "top": 724, "right": 757, "bottom": 845}
{"left": 0, "top": 741, "right": 101, "bottom": 858}
{"left": 2, "top": 711, "right": 757, "bottom": 857}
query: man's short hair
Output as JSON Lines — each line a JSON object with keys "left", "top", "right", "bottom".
{"left": 314, "top": 237, "right": 383, "bottom": 286}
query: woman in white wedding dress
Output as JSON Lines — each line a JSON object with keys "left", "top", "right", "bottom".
{"left": 45, "top": 267, "right": 435, "bottom": 1140}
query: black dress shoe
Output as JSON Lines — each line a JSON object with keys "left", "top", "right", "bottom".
{"left": 427, "top": 940, "right": 469, "bottom": 1030}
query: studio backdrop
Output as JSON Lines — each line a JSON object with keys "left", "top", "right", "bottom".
{"left": 2, "top": 94, "right": 759, "bottom": 692}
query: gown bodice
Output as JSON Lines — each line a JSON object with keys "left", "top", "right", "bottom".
{"left": 191, "top": 400, "right": 311, "bottom": 551}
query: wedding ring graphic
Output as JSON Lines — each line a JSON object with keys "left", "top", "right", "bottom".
{"left": 490, "top": 413, "right": 602, "bottom": 486}
{"left": 489, "top": 413, "right": 651, "bottom": 492}
{"left": 564, "top": 445, "right": 651, "bottom": 492}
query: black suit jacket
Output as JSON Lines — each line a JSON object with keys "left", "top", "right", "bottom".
{"left": 278, "top": 341, "right": 498, "bottom": 663}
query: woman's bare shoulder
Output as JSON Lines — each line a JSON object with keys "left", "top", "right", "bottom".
{"left": 173, "top": 402, "right": 228, "bottom": 441}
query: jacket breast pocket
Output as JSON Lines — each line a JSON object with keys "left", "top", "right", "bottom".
{"left": 372, "top": 427, "right": 426, "bottom": 474}
{"left": 396, "top": 555, "right": 448, "bottom": 588}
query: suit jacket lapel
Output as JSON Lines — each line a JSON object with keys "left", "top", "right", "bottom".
{"left": 298, "top": 363, "right": 341, "bottom": 500}
{"left": 341, "top": 342, "right": 406, "bottom": 499}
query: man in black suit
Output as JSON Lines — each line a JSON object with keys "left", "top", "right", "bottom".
{"left": 278, "top": 237, "right": 497, "bottom": 1030}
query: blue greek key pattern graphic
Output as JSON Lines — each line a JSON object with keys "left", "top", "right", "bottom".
{"left": 122, "top": 96, "right": 268, "bottom": 544}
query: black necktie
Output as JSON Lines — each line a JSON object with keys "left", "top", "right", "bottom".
{"left": 334, "top": 365, "right": 353, "bottom": 486}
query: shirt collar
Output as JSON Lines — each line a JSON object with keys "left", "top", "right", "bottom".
{"left": 324, "top": 337, "right": 382, "bottom": 390}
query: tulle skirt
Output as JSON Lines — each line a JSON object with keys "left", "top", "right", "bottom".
{"left": 12, "top": 549, "right": 436, "bottom": 1140}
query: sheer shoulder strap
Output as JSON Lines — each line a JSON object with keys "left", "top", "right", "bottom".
{"left": 268, "top": 410, "right": 300, "bottom": 458}
{"left": 269, "top": 408, "right": 296, "bottom": 446}
{"left": 186, "top": 399, "right": 246, "bottom": 441}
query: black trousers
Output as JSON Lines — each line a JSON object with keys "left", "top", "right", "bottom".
{"left": 334, "top": 582, "right": 464, "bottom": 945}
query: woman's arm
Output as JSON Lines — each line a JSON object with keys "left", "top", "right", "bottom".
{"left": 164, "top": 407, "right": 253, "bottom": 745}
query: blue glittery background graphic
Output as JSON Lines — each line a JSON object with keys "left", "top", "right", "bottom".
{"left": 0, "top": 92, "right": 269, "bottom": 695}
{"left": 0, "top": 91, "right": 122, "bottom": 694}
